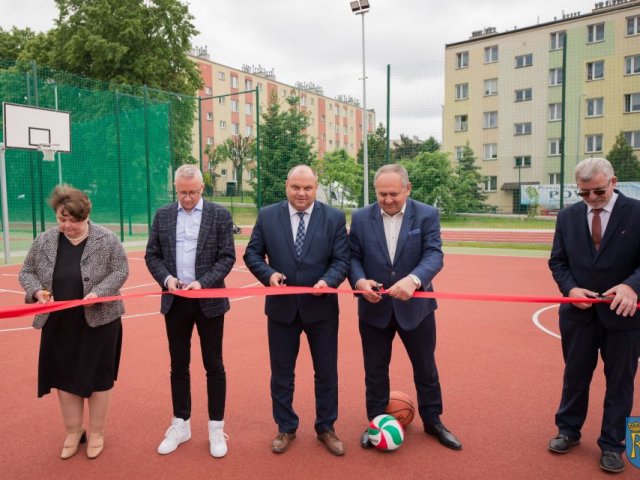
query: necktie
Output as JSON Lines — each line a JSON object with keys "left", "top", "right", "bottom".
{"left": 295, "top": 211, "right": 306, "bottom": 259}
{"left": 592, "top": 208, "right": 602, "bottom": 250}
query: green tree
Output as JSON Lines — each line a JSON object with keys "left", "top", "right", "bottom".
{"left": 606, "top": 131, "right": 640, "bottom": 181}
{"left": 252, "top": 93, "right": 315, "bottom": 206}
{"left": 401, "top": 152, "right": 455, "bottom": 213}
{"left": 421, "top": 136, "right": 441, "bottom": 153}
{"left": 0, "top": 27, "right": 42, "bottom": 61}
{"left": 450, "top": 143, "right": 487, "bottom": 212}
{"left": 313, "top": 149, "right": 362, "bottom": 208}
{"left": 209, "top": 135, "right": 256, "bottom": 196}
{"left": 357, "top": 123, "right": 388, "bottom": 205}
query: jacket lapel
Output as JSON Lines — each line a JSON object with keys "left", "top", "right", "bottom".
{"left": 370, "top": 205, "right": 393, "bottom": 267}
{"left": 196, "top": 201, "right": 213, "bottom": 258}
{"left": 168, "top": 204, "right": 178, "bottom": 266}
{"left": 595, "top": 193, "right": 626, "bottom": 259}
{"left": 280, "top": 201, "right": 297, "bottom": 260}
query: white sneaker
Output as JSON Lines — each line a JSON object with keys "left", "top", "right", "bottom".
{"left": 208, "top": 420, "right": 229, "bottom": 458}
{"left": 157, "top": 418, "right": 191, "bottom": 455}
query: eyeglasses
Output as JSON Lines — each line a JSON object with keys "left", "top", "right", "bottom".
{"left": 577, "top": 180, "right": 611, "bottom": 198}
{"left": 177, "top": 190, "right": 202, "bottom": 198}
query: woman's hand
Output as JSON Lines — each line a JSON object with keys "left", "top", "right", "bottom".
{"left": 34, "top": 290, "right": 53, "bottom": 304}
{"left": 83, "top": 292, "right": 98, "bottom": 307}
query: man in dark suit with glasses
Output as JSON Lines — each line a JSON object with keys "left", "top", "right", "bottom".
{"left": 548, "top": 157, "right": 640, "bottom": 474}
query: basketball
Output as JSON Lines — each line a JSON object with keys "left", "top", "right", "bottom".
{"left": 385, "top": 390, "right": 415, "bottom": 427}
{"left": 368, "top": 414, "right": 404, "bottom": 451}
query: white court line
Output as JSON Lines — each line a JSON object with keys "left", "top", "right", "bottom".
{"left": 532, "top": 304, "right": 561, "bottom": 340}
{"left": 1, "top": 288, "right": 23, "bottom": 295}
{"left": 121, "top": 283, "right": 157, "bottom": 291}
{"left": 1, "top": 273, "right": 18, "bottom": 277}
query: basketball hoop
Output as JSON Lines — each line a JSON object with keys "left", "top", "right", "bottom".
{"left": 37, "top": 143, "right": 59, "bottom": 162}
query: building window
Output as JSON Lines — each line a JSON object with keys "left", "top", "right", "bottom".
{"left": 550, "top": 31, "right": 566, "bottom": 50}
{"left": 219, "top": 120, "right": 226, "bottom": 129}
{"left": 456, "top": 51, "right": 469, "bottom": 69}
{"left": 515, "top": 88, "right": 532, "bottom": 102}
{"left": 483, "top": 111, "right": 498, "bottom": 129}
{"left": 245, "top": 103, "right": 253, "bottom": 115}
{"left": 231, "top": 76, "right": 238, "bottom": 88}
{"left": 514, "top": 122, "right": 532, "bottom": 135}
{"left": 218, "top": 71, "right": 225, "bottom": 80}
{"left": 455, "top": 146, "right": 464, "bottom": 161}
{"left": 231, "top": 100, "right": 239, "bottom": 112}
{"left": 514, "top": 156, "right": 532, "bottom": 168}
{"left": 625, "top": 54, "right": 640, "bottom": 75}
{"left": 624, "top": 130, "right": 640, "bottom": 148}
{"left": 483, "top": 143, "right": 498, "bottom": 160}
{"left": 300, "top": 96, "right": 306, "bottom": 107}
{"left": 587, "top": 60, "right": 605, "bottom": 80}
{"left": 484, "top": 46, "right": 498, "bottom": 63}
{"left": 549, "top": 103, "right": 562, "bottom": 121}
{"left": 549, "top": 173, "right": 561, "bottom": 184}
{"left": 586, "top": 97, "right": 604, "bottom": 117}
{"left": 484, "top": 78, "right": 498, "bottom": 96}
{"left": 484, "top": 176, "right": 497, "bottom": 192}
{"left": 625, "top": 93, "right": 640, "bottom": 113}
{"left": 549, "top": 138, "right": 561, "bottom": 156}
{"left": 246, "top": 126, "right": 253, "bottom": 136}
{"left": 455, "top": 83, "right": 468, "bottom": 100}
{"left": 206, "top": 112, "right": 213, "bottom": 121}
{"left": 204, "top": 86, "right": 212, "bottom": 95}
{"left": 218, "top": 96, "right": 225, "bottom": 105}
{"left": 245, "top": 79, "right": 253, "bottom": 90}
{"left": 628, "top": 15, "right": 640, "bottom": 35}
{"left": 586, "top": 134, "right": 603, "bottom": 153}
{"left": 231, "top": 123, "right": 239, "bottom": 135}
{"left": 455, "top": 115, "right": 468, "bottom": 132}
{"left": 515, "top": 54, "right": 533, "bottom": 68}
{"left": 587, "top": 23, "right": 605, "bottom": 43}
{"left": 549, "top": 67, "right": 563, "bottom": 86}
{"left": 220, "top": 169, "right": 227, "bottom": 177}
{"left": 206, "top": 136, "right": 214, "bottom": 145}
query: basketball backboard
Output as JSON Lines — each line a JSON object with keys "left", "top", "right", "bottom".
{"left": 2, "top": 102, "right": 71, "bottom": 152}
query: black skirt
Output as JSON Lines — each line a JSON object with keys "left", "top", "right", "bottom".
{"left": 37, "top": 234, "right": 122, "bottom": 398}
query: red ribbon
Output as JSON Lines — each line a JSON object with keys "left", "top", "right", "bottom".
{"left": 1, "top": 286, "right": 633, "bottom": 320}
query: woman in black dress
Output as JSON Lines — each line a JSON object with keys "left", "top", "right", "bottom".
{"left": 19, "top": 185, "right": 128, "bottom": 460}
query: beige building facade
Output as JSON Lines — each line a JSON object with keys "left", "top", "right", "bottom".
{"left": 443, "top": 0, "right": 640, "bottom": 213}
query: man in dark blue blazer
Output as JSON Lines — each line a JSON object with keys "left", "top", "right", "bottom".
{"left": 548, "top": 157, "right": 640, "bottom": 474}
{"left": 244, "top": 165, "right": 349, "bottom": 456}
{"left": 145, "top": 165, "right": 235, "bottom": 458}
{"left": 349, "top": 164, "right": 461, "bottom": 451}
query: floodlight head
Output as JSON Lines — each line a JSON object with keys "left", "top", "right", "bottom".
{"left": 350, "top": 1, "right": 360, "bottom": 12}
{"left": 360, "top": 0, "right": 370, "bottom": 9}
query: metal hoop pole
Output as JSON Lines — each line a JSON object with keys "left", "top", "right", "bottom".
{"left": 0, "top": 143, "right": 11, "bottom": 264}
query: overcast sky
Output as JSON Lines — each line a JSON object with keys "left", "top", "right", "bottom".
{"left": 1, "top": 0, "right": 591, "bottom": 139}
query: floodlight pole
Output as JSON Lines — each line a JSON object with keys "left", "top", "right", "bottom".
{"left": 352, "top": 1, "right": 370, "bottom": 206}
{"left": 0, "top": 143, "right": 11, "bottom": 264}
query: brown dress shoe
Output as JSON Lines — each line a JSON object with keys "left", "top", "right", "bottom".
{"left": 317, "top": 430, "right": 345, "bottom": 456}
{"left": 272, "top": 432, "right": 296, "bottom": 453}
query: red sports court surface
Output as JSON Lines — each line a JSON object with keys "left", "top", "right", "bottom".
{"left": 0, "top": 248, "right": 638, "bottom": 479}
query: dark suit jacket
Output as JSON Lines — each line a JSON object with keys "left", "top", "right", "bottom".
{"left": 549, "top": 191, "right": 640, "bottom": 330}
{"left": 145, "top": 200, "right": 236, "bottom": 318}
{"left": 243, "top": 200, "right": 349, "bottom": 324}
{"left": 349, "top": 198, "right": 443, "bottom": 331}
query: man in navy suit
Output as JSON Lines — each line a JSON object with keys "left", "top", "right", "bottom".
{"left": 145, "top": 165, "right": 235, "bottom": 458}
{"left": 548, "top": 157, "right": 640, "bottom": 474}
{"left": 244, "top": 165, "right": 349, "bottom": 455}
{"left": 349, "top": 164, "right": 461, "bottom": 451}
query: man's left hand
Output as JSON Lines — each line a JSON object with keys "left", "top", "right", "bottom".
{"left": 182, "top": 281, "right": 202, "bottom": 290}
{"left": 387, "top": 276, "right": 417, "bottom": 301}
{"left": 311, "top": 280, "right": 329, "bottom": 296}
{"left": 602, "top": 283, "right": 638, "bottom": 317}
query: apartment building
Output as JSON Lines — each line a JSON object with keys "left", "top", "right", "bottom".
{"left": 190, "top": 50, "right": 375, "bottom": 196}
{"left": 443, "top": 0, "right": 640, "bottom": 213}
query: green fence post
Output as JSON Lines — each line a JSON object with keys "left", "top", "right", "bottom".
{"left": 386, "top": 64, "right": 391, "bottom": 164}
{"left": 559, "top": 37, "right": 567, "bottom": 210}
{"left": 115, "top": 91, "right": 124, "bottom": 242}
{"left": 255, "top": 87, "right": 262, "bottom": 209}
{"left": 143, "top": 85, "right": 152, "bottom": 230}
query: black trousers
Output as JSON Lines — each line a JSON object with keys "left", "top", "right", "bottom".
{"left": 556, "top": 316, "right": 640, "bottom": 453}
{"left": 164, "top": 296, "right": 226, "bottom": 421}
{"left": 359, "top": 312, "right": 443, "bottom": 426}
{"left": 268, "top": 314, "right": 339, "bottom": 434}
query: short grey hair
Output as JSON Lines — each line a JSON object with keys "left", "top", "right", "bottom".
{"left": 374, "top": 164, "right": 410, "bottom": 187}
{"left": 574, "top": 157, "right": 614, "bottom": 183}
{"left": 287, "top": 164, "right": 317, "bottom": 181}
{"left": 174, "top": 164, "right": 203, "bottom": 183}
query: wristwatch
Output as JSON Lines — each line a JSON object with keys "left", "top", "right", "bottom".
{"left": 409, "top": 274, "right": 421, "bottom": 289}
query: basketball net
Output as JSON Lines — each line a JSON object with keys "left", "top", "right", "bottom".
{"left": 37, "top": 144, "right": 59, "bottom": 162}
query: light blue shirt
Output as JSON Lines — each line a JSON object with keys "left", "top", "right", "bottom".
{"left": 175, "top": 197, "right": 203, "bottom": 285}
{"left": 288, "top": 202, "right": 314, "bottom": 242}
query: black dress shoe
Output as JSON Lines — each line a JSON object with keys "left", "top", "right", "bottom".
{"left": 547, "top": 434, "right": 580, "bottom": 454}
{"left": 424, "top": 423, "right": 462, "bottom": 450}
{"left": 600, "top": 452, "right": 624, "bottom": 473}
{"left": 360, "top": 429, "right": 373, "bottom": 449}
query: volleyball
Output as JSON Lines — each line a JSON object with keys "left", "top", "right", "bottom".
{"left": 368, "top": 414, "right": 404, "bottom": 451}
